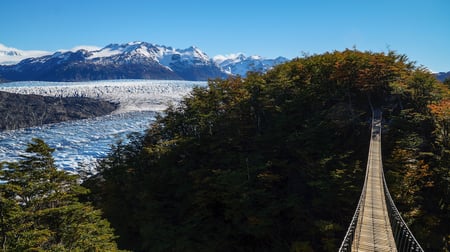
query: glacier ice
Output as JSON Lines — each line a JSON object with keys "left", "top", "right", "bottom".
{"left": 0, "top": 80, "right": 206, "bottom": 172}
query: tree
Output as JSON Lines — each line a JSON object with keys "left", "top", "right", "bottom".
{"left": 86, "top": 49, "right": 449, "bottom": 251}
{"left": 0, "top": 138, "right": 122, "bottom": 251}
{"left": 443, "top": 77, "right": 450, "bottom": 88}
{"left": 429, "top": 99, "right": 450, "bottom": 148}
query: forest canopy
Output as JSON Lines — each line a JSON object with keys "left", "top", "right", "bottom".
{"left": 84, "top": 49, "right": 449, "bottom": 251}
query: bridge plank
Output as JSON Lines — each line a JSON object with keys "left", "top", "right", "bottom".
{"left": 351, "top": 116, "right": 397, "bottom": 251}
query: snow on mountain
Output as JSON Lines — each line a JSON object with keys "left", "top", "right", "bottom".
{"left": 213, "top": 53, "right": 288, "bottom": 76}
{"left": 0, "top": 41, "right": 288, "bottom": 81}
{"left": 0, "top": 43, "right": 51, "bottom": 65}
{"left": 87, "top": 42, "right": 152, "bottom": 60}
{"left": 0, "top": 41, "right": 225, "bottom": 81}
{"left": 87, "top": 46, "right": 122, "bottom": 59}
{"left": 86, "top": 42, "right": 211, "bottom": 67}
{"left": 67, "top": 45, "right": 102, "bottom": 52}
{"left": 213, "top": 53, "right": 246, "bottom": 65}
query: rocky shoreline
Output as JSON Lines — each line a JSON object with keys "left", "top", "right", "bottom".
{"left": 0, "top": 91, "right": 118, "bottom": 130}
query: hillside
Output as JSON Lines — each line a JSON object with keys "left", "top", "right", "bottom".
{"left": 0, "top": 91, "right": 117, "bottom": 130}
{"left": 83, "top": 49, "right": 449, "bottom": 251}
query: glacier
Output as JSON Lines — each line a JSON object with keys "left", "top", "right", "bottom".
{"left": 0, "top": 80, "right": 207, "bottom": 172}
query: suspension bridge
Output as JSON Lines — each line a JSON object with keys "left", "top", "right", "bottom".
{"left": 339, "top": 110, "right": 424, "bottom": 252}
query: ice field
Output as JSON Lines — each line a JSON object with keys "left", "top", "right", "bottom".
{"left": 0, "top": 80, "right": 206, "bottom": 171}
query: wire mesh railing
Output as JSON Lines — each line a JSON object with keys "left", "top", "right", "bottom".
{"left": 337, "top": 188, "right": 364, "bottom": 251}
{"left": 338, "top": 112, "right": 373, "bottom": 252}
{"left": 382, "top": 171, "right": 424, "bottom": 252}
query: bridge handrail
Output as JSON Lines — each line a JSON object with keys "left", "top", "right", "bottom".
{"left": 339, "top": 108, "right": 424, "bottom": 251}
{"left": 381, "top": 169, "right": 424, "bottom": 252}
{"left": 377, "top": 108, "right": 424, "bottom": 251}
{"left": 338, "top": 112, "right": 374, "bottom": 252}
{"left": 337, "top": 181, "right": 365, "bottom": 252}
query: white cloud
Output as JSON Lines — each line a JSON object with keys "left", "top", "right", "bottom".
{"left": 56, "top": 45, "right": 103, "bottom": 53}
{"left": 0, "top": 43, "right": 51, "bottom": 65}
{"left": 69, "top": 45, "right": 102, "bottom": 52}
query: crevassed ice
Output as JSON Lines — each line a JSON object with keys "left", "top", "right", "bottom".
{"left": 0, "top": 80, "right": 207, "bottom": 172}
{"left": 0, "top": 79, "right": 206, "bottom": 113}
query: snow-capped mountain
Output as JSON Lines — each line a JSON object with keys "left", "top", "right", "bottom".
{"left": 0, "top": 43, "right": 51, "bottom": 65}
{"left": 0, "top": 42, "right": 227, "bottom": 81}
{"left": 0, "top": 42, "right": 288, "bottom": 82}
{"left": 214, "top": 53, "right": 288, "bottom": 76}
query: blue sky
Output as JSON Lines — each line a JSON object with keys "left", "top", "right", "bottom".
{"left": 1, "top": 0, "right": 449, "bottom": 72}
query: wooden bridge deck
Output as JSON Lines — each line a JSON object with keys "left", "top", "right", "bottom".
{"left": 351, "top": 116, "right": 397, "bottom": 251}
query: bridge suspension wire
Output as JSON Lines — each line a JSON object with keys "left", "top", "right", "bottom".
{"left": 338, "top": 110, "right": 424, "bottom": 252}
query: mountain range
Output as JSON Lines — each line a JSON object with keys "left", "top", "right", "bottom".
{"left": 213, "top": 53, "right": 287, "bottom": 77}
{"left": 435, "top": 71, "right": 450, "bottom": 82}
{"left": 0, "top": 42, "right": 288, "bottom": 82}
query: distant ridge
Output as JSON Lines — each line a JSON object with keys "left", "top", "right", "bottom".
{"left": 0, "top": 42, "right": 288, "bottom": 82}
{"left": 214, "top": 53, "right": 288, "bottom": 76}
{"left": 435, "top": 71, "right": 450, "bottom": 82}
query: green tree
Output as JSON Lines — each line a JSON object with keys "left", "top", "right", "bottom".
{"left": 0, "top": 138, "right": 122, "bottom": 251}
{"left": 86, "top": 49, "right": 449, "bottom": 251}
{"left": 383, "top": 69, "right": 449, "bottom": 250}
{"left": 443, "top": 77, "right": 450, "bottom": 88}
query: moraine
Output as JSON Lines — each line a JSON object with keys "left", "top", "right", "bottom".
{"left": 0, "top": 80, "right": 206, "bottom": 172}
